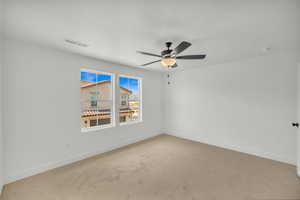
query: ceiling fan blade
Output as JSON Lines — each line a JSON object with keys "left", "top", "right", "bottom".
{"left": 171, "top": 63, "right": 178, "bottom": 68}
{"left": 172, "top": 41, "right": 191, "bottom": 55}
{"left": 176, "top": 55, "right": 206, "bottom": 59}
{"left": 141, "top": 59, "right": 161, "bottom": 66}
{"left": 137, "top": 51, "right": 162, "bottom": 58}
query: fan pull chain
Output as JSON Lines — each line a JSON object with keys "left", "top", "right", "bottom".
{"left": 167, "top": 66, "right": 170, "bottom": 85}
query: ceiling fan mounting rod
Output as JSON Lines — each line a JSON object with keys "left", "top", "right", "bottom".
{"left": 166, "top": 42, "right": 172, "bottom": 50}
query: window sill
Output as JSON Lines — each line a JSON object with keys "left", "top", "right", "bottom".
{"left": 119, "top": 120, "right": 143, "bottom": 126}
{"left": 81, "top": 124, "right": 115, "bottom": 133}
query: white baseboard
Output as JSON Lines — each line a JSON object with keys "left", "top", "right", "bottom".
{"left": 168, "top": 131, "right": 296, "bottom": 166}
{"left": 5, "top": 133, "right": 162, "bottom": 184}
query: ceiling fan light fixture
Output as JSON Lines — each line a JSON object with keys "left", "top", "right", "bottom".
{"left": 161, "top": 57, "right": 176, "bottom": 67}
{"left": 138, "top": 41, "right": 206, "bottom": 68}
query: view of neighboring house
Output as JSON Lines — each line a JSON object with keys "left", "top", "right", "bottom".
{"left": 129, "top": 101, "right": 140, "bottom": 120}
{"left": 80, "top": 80, "right": 134, "bottom": 128}
{"left": 119, "top": 86, "right": 135, "bottom": 122}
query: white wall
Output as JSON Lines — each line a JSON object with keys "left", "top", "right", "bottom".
{"left": 0, "top": 0, "right": 4, "bottom": 194}
{"left": 164, "top": 52, "right": 300, "bottom": 165}
{"left": 3, "top": 38, "right": 164, "bottom": 183}
{"left": 297, "top": 63, "right": 300, "bottom": 176}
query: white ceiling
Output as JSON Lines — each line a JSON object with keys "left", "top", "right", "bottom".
{"left": 4, "top": 0, "right": 300, "bottom": 71}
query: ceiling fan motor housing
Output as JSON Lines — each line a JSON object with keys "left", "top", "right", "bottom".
{"left": 161, "top": 49, "right": 173, "bottom": 58}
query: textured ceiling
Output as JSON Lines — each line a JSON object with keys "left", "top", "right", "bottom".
{"left": 4, "top": 0, "right": 300, "bottom": 71}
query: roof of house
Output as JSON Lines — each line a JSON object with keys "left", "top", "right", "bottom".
{"left": 81, "top": 107, "right": 133, "bottom": 117}
{"left": 80, "top": 80, "right": 132, "bottom": 94}
{"left": 80, "top": 80, "right": 92, "bottom": 86}
{"left": 80, "top": 80, "right": 110, "bottom": 88}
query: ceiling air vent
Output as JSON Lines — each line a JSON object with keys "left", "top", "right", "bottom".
{"left": 65, "top": 39, "right": 88, "bottom": 47}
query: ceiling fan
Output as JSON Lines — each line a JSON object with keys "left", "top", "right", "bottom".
{"left": 138, "top": 41, "right": 206, "bottom": 68}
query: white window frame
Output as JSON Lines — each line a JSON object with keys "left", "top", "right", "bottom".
{"left": 80, "top": 68, "right": 115, "bottom": 132}
{"left": 118, "top": 74, "right": 143, "bottom": 126}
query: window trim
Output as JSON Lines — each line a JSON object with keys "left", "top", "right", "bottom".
{"left": 118, "top": 74, "right": 143, "bottom": 126}
{"left": 80, "top": 68, "right": 116, "bottom": 132}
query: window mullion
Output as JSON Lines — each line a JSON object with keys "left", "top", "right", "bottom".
{"left": 115, "top": 73, "right": 120, "bottom": 127}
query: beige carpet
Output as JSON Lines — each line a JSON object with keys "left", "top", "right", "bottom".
{"left": 1, "top": 134, "right": 300, "bottom": 200}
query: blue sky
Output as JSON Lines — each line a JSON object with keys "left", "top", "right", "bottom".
{"left": 81, "top": 71, "right": 111, "bottom": 82}
{"left": 119, "top": 76, "right": 139, "bottom": 92}
{"left": 81, "top": 71, "right": 139, "bottom": 92}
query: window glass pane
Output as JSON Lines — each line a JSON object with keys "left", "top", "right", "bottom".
{"left": 81, "top": 70, "right": 113, "bottom": 129}
{"left": 97, "top": 100, "right": 112, "bottom": 126}
{"left": 95, "top": 73, "right": 112, "bottom": 126}
{"left": 119, "top": 76, "right": 141, "bottom": 123}
{"left": 97, "top": 73, "right": 112, "bottom": 100}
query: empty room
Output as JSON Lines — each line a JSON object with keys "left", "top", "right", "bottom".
{"left": 0, "top": 0, "right": 300, "bottom": 199}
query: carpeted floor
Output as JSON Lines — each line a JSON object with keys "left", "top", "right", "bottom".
{"left": 1, "top": 134, "right": 300, "bottom": 200}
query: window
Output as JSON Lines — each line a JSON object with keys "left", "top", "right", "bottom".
{"left": 80, "top": 69, "right": 114, "bottom": 130}
{"left": 80, "top": 70, "right": 142, "bottom": 132}
{"left": 119, "top": 75, "right": 142, "bottom": 124}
